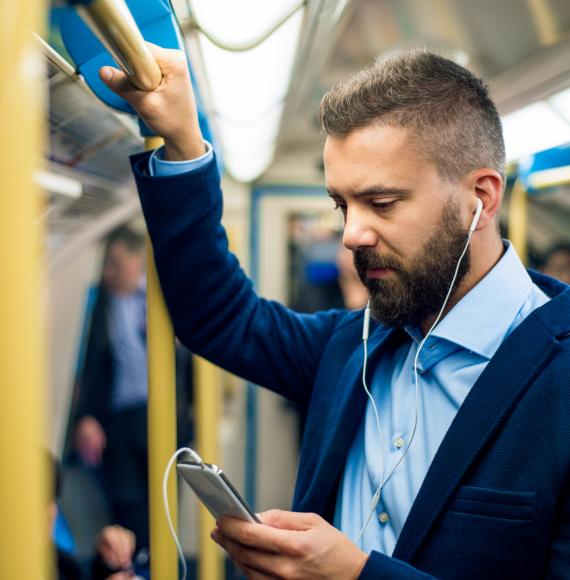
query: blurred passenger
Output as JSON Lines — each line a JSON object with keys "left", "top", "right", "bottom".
{"left": 337, "top": 244, "right": 369, "bottom": 309}
{"left": 48, "top": 453, "right": 136, "bottom": 579}
{"left": 542, "top": 243, "right": 570, "bottom": 284}
{"left": 291, "top": 232, "right": 367, "bottom": 313}
{"left": 290, "top": 233, "right": 345, "bottom": 313}
{"left": 72, "top": 227, "right": 193, "bottom": 551}
{"left": 102, "top": 48, "right": 570, "bottom": 578}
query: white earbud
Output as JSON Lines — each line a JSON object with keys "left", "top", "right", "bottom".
{"left": 469, "top": 198, "right": 483, "bottom": 233}
{"left": 362, "top": 299, "right": 371, "bottom": 340}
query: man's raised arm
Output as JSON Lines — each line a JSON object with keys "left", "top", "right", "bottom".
{"left": 99, "top": 44, "right": 344, "bottom": 404}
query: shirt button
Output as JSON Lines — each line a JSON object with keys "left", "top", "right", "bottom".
{"left": 378, "top": 511, "right": 390, "bottom": 524}
{"left": 394, "top": 437, "right": 405, "bottom": 449}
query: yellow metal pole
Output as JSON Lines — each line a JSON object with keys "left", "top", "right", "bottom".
{"left": 508, "top": 178, "right": 529, "bottom": 266}
{"left": 195, "top": 357, "right": 223, "bottom": 580}
{"left": 0, "top": 0, "right": 47, "bottom": 578}
{"left": 145, "top": 137, "right": 179, "bottom": 579}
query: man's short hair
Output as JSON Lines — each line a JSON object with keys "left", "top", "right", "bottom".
{"left": 319, "top": 50, "right": 505, "bottom": 183}
{"left": 105, "top": 226, "right": 145, "bottom": 254}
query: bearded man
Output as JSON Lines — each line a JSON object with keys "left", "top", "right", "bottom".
{"left": 101, "top": 49, "right": 570, "bottom": 579}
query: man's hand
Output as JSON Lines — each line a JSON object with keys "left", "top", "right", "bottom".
{"left": 75, "top": 415, "right": 107, "bottom": 466}
{"left": 96, "top": 525, "right": 136, "bottom": 570}
{"left": 99, "top": 43, "right": 205, "bottom": 161}
{"left": 212, "top": 509, "right": 368, "bottom": 579}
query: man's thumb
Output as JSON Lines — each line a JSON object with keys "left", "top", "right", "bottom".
{"left": 99, "top": 66, "right": 114, "bottom": 82}
{"left": 99, "top": 66, "right": 130, "bottom": 95}
{"left": 258, "top": 509, "right": 318, "bottom": 531}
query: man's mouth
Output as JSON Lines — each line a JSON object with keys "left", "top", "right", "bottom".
{"left": 366, "top": 267, "right": 395, "bottom": 279}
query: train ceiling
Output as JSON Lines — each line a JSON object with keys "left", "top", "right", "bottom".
{"left": 42, "top": 0, "right": 570, "bottom": 257}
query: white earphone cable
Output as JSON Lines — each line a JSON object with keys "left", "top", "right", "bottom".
{"left": 162, "top": 446, "right": 203, "bottom": 580}
{"left": 356, "top": 226, "right": 475, "bottom": 545}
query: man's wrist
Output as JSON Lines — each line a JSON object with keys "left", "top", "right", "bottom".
{"left": 351, "top": 551, "right": 369, "bottom": 579}
{"left": 164, "top": 132, "right": 206, "bottom": 161}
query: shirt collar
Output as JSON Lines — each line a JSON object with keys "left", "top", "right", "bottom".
{"left": 405, "top": 241, "right": 533, "bottom": 360}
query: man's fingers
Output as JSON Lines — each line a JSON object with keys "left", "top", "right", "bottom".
{"left": 145, "top": 43, "right": 187, "bottom": 72}
{"left": 258, "top": 509, "right": 321, "bottom": 531}
{"left": 218, "top": 536, "right": 287, "bottom": 579}
{"left": 146, "top": 41, "right": 173, "bottom": 60}
{"left": 99, "top": 66, "right": 140, "bottom": 97}
{"left": 218, "top": 516, "right": 306, "bottom": 556}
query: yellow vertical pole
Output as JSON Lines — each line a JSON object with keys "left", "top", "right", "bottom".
{"left": 145, "top": 136, "right": 179, "bottom": 579}
{"left": 195, "top": 357, "right": 223, "bottom": 580}
{"left": 0, "top": 0, "right": 47, "bottom": 578}
{"left": 509, "top": 178, "right": 529, "bottom": 266}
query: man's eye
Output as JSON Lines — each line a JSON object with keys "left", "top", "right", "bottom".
{"left": 333, "top": 202, "right": 347, "bottom": 212}
{"left": 372, "top": 200, "right": 397, "bottom": 211}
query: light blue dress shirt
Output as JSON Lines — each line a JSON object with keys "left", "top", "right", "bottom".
{"left": 334, "top": 243, "right": 549, "bottom": 555}
{"left": 107, "top": 287, "right": 148, "bottom": 411}
{"left": 148, "top": 141, "right": 213, "bottom": 176}
{"left": 149, "top": 144, "right": 550, "bottom": 556}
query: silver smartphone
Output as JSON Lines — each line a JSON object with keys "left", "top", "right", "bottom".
{"left": 177, "top": 459, "right": 260, "bottom": 523}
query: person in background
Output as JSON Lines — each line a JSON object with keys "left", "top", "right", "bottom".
{"left": 542, "top": 243, "right": 570, "bottom": 284}
{"left": 72, "top": 227, "right": 193, "bottom": 552}
{"left": 48, "top": 453, "right": 136, "bottom": 580}
{"left": 337, "top": 243, "right": 369, "bottom": 310}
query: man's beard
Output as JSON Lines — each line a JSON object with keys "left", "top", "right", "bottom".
{"left": 353, "top": 200, "right": 471, "bottom": 327}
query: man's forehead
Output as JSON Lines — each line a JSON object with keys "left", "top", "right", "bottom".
{"left": 323, "top": 125, "right": 435, "bottom": 184}
{"left": 324, "top": 148, "right": 440, "bottom": 198}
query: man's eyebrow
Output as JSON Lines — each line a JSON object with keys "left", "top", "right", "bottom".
{"left": 326, "top": 186, "right": 411, "bottom": 197}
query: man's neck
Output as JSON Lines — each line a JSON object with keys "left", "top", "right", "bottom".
{"left": 420, "top": 235, "right": 504, "bottom": 336}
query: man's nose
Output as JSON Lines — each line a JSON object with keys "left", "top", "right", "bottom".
{"left": 342, "top": 209, "right": 379, "bottom": 251}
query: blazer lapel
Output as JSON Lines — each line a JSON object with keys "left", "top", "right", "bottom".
{"left": 393, "top": 314, "right": 558, "bottom": 562}
{"left": 294, "top": 325, "right": 399, "bottom": 513}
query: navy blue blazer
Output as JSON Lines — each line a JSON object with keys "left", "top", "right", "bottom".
{"left": 131, "top": 151, "right": 570, "bottom": 579}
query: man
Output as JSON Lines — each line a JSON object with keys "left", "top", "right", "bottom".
{"left": 100, "top": 47, "right": 570, "bottom": 578}
{"left": 73, "top": 227, "right": 193, "bottom": 551}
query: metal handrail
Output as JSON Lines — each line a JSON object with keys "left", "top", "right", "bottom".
{"left": 73, "top": 0, "right": 162, "bottom": 90}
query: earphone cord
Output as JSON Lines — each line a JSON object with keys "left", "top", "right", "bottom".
{"left": 162, "top": 446, "right": 204, "bottom": 580}
{"left": 356, "top": 336, "right": 385, "bottom": 545}
{"left": 356, "top": 227, "right": 475, "bottom": 545}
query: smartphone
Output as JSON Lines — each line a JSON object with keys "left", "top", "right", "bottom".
{"left": 177, "top": 459, "right": 260, "bottom": 523}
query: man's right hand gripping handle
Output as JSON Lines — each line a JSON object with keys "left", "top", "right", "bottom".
{"left": 99, "top": 43, "right": 206, "bottom": 162}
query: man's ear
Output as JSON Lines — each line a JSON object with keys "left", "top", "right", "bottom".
{"left": 468, "top": 169, "right": 503, "bottom": 230}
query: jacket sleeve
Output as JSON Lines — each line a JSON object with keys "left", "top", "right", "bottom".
{"left": 131, "top": 151, "right": 343, "bottom": 405}
{"left": 359, "top": 552, "right": 438, "bottom": 579}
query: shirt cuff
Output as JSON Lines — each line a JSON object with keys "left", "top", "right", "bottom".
{"left": 149, "top": 141, "right": 213, "bottom": 177}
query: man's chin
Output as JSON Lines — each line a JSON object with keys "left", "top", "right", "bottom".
{"left": 369, "top": 301, "right": 408, "bottom": 327}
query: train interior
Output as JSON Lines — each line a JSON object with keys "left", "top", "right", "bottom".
{"left": 5, "top": 0, "right": 570, "bottom": 578}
